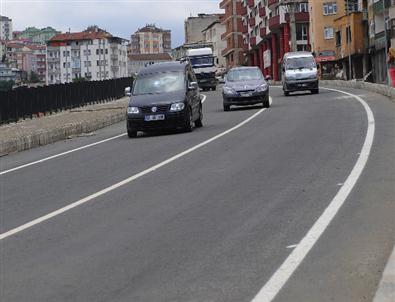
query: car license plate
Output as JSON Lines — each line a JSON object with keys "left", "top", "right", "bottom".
{"left": 240, "top": 92, "right": 252, "bottom": 97}
{"left": 144, "top": 114, "right": 165, "bottom": 121}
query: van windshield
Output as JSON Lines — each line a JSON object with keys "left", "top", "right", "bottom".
{"left": 133, "top": 71, "right": 185, "bottom": 95}
{"left": 190, "top": 56, "right": 214, "bottom": 68}
{"left": 226, "top": 69, "right": 263, "bottom": 82}
{"left": 285, "top": 57, "right": 316, "bottom": 69}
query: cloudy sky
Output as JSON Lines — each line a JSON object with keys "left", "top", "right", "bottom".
{"left": 1, "top": 0, "right": 222, "bottom": 47}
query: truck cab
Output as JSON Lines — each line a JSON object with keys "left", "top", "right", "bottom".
{"left": 186, "top": 48, "right": 218, "bottom": 91}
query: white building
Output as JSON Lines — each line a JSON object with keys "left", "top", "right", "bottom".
{"left": 128, "top": 53, "right": 173, "bottom": 76}
{"left": 202, "top": 20, "right": 227, "bottom": 69}
{"left": 47, "top": 30, "right": 128, "bottom": 84}
{"left": 0, "top": 16, "right": 13, "bottom": 41}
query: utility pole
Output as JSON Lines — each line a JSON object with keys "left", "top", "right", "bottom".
{"left": 346, "top": 0, "right": 353, "bottom": 80}
{"left": 280, "top": 0, "right": 305, "bottom": 52}
{"left": 383, "top": 0, "right": 390, "bottom": 86}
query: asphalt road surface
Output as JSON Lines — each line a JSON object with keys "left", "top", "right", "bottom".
{"left": 0, "top": 86, "right": 394, "bottom": 302}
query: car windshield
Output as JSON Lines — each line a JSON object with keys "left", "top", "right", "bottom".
{"left": 133, "top": 71, "right": 185, "bottom": 95}
{"left": 226, "top": 69, "right": 263, "bottom": 82}
{"left": 190, "top": 56, "right": 214, "bottom": 68}
{"left": 285, "top": 57, "right": 316, "bottom": 69}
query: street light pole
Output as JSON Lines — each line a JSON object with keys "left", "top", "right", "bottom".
{"left": 346, "top": 0, "right": 353, "bottom": 80}
{"left": 383, "top": 0, "right": 390, "bottom": 86}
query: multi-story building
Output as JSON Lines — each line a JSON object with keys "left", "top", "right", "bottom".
{"left": 15, "top": 27, "right": 60, "bottom": 44}
{"left": 5, "top": 42, "right": 32, "bottom": 71}
{"left": 239, "top": 0, "right": 310, "bottom": 81}
{"left": 128, "top": 53, "right": 172, "bottom": 75}
{"left": 202, "top": 18, "right": 227, "bottom": 68}
{"left": 0, "top": 62, "right": 16, "bottom": 82}
{"left": 219, "top": 0, "right": 247, "bottom": 68}
{"left": 0, "top": 16, "right": 13, "bottom": 41}
{"left": 185, "top": 14, "right": 223, "bottom": 44}
{"left": 27, "top": 44, "right": 47, "bottom": 82}
{"left": 367, "top": 0, "right": 392, "bottom": 84}
{"left": 130, "top": 24, "right": 171, "bottom": 54}
{"left": 333, "top": 0, "right": 370, "bottom": 79}
{"left": 47, "top": 29, "right": 128, "bottom": 84}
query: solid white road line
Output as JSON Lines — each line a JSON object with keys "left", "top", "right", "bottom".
{"left": 0, "top": 97, "right": 270, "bottom": 241}
{"left": 0, "top": 94, "right": 208, "bottom": 176}
{"left": 250, "top": 88, "right": 375, "bottom": 302}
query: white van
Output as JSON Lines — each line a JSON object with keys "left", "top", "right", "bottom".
{"left": 282, "top": 52, "right": 319, "bottom": 96}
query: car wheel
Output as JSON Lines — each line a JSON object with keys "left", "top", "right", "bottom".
{"left": 311, "top": 89, "right": 319, "bottom": 94}
{"left": 263, "top": 96, "right": 270, "bottom": 108}
{"left": 211, "top": 86, "right": 216, "bottom": 91}
{"left": 127, "top": 129, "right": 137, "bottom": 138}
{"left": 223, "top": 103, "right": 230, "bottom": 111}
{"left": 284, "top": 91, "right": 290, "bottom": 96}
{"left": 195, "top": 104, "right": 203, "bottom": 128}
{"left": 183, "top": 106, "right": 193, "bottom": 132}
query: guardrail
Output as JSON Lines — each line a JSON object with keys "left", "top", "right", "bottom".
{"left": 0, "top": 77, "right": 133, "bottom": 124}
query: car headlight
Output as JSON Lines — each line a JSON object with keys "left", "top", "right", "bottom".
{"left": 307, "top": 74, "right": 318, "bottom": 80}
{"left": 170, "top": 102, "right": 185, "bottom": 112}
{"left": 127, "top": 106, "right": 139, "bottom": 114}
{"left": 255, "top": 83, "right": 268, "bottom": 92}
{"left": 223, "top": 87, "right": 236, "bottom": 95}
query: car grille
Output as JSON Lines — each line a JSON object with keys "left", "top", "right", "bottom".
{"left": 140, "top": 105, "right": 169, "bottom": 113}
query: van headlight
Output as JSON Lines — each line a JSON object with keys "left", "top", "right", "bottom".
{"left": 170, "top": 102, "right": 185, "bottom": 112}
{"left": 127, "top": 106, "right": 139, "bottom": 114}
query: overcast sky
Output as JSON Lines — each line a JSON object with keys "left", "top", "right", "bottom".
{"left": 1, "top": 0, "right": 222, "bottom": 47}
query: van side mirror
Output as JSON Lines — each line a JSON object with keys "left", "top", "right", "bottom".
{"left": 188, "top": 81, "right": 199, "bottom": 91}
{"left": 265, "top": 75, "right": 271, "bottom": 81}
{"left": 125, "top": 87, "right": 131, "bottom": 97}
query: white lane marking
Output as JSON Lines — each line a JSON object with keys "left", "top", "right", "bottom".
{"left": 0, "top": 97, "right": 271, "bottom": 241}
{"left": 0, "top": 95, "right": 208, "bottom": 176}
{"left": 337, "top": 183, "right": 344, "bottom": 186}
{"left": 251, "top": 88, "right": 375, "bottom": 302}
{"left": 286, "top": 245, "right": 298, "bottom": 249}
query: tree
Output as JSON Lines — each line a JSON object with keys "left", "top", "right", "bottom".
{"left": 29, "top": 71, "right": 40, "bottom": 83}
{"left": 0, "top": 80, "right": 15, "bottom": 91}
{"left": 72, "top": 77, "right": 87, "bottom": 83}
{"left": 279, "top": 0, "right": 306, "bottom": 52}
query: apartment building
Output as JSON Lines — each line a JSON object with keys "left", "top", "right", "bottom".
{"left": 14, "top": 27, "right": 60, "bottom": 44}
{"left": 6, "top": 42, "right": 32, "bottom": 71}
{"left": 27, "top": 44, "right": 46, "bottom": 82}
{"left": 0, "top": 16, "right": 13, "bottom": 41}
{"left": 202, "top": 19, "right": 227, "bottom": 68}
{"left": 185, "top": 14, "right": 223, "bottom": 44}
{"left": 239, "top": 0, "right": 310, "bottom": 81}
{"left": 219, "top": 0, "right": 247, "bottom": 68}
{"left": 47, "top": 30, "right": 128, "bottom": 84}
{"left": 130, "top": 24, "right": 171, "bottom": 54}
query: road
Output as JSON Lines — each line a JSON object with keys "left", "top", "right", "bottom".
{"left": 0, "top": 86, "right": 394, "bottom": 302}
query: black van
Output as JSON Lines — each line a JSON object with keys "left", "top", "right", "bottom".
{"left": 125, "top": 62, "right": 203, "bottom": 138}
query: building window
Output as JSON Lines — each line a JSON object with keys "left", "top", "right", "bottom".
{"left": 346, "top": 26, "right": 352, "bottom": 43}
{"left": 336, "top": 31, "right": 342, "bottom": 46}
{"left": 324, "top": 27, "right": 334, "bottom": 39}
{"left": 296, "top": 24, "right": 308, "bottom": 41}
{"left": 298, "top": 3, "right": 308, "bottom": 12}
{"left": 323, "top": 2, "right": 337, "bottom": 15}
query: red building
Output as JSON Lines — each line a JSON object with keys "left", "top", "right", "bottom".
{"left": 242, "top": 0, "right": 310, "bottom": 81}
{"left": 219, "top": 0, "right": 248, "bottom": 68}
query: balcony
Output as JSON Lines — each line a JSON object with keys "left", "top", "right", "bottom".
{"left": 249, "top": 17, "right": 256, "bottom": 27}
{"left": 259, "top": 6, "right": 266, "bottom": 17}
{"left": 268, "top": 0, "right": 279, "bottom": 8}
{"left": 268, "top": 15, "right": 280, "bottom": 30}
{"left": 221, "top": 31, "right": 228, "bottom": 40}
{"left": 248, "top": 0, "right": 254, "bottom": 8}
{"left": 250, "top": 37, "right": 257, "bottom": 47}
{"left": 260, "top": 27, "right": 267, "bottom": 38}
{"left": 373, "top": 0, "right": 391, "bottom": 14}
{"left": 285, "top": 12, "right": 309, "bottom": 23}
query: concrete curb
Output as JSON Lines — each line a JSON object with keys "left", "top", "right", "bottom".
{"left": 373, "top": 246, "right": 395, "bottom": 302}
{"left": 270, "top": 80, "right": 395, "bottom": 101}
{"left": 0, "top": 110, "right": 126, "bottom": 157}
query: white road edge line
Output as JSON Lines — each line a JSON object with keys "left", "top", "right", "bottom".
{"left": 250, "top": 88, "right": 375, "bottom": 302}
{"left": 0, "top": 96, "right": 268, "bottom": 241}
{"left": 0, "top": 94, "right": 207, "bottom": 176}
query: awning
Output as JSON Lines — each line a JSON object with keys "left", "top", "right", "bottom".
{"left": 315, "top": 56, "right": 336, "bottom": 63}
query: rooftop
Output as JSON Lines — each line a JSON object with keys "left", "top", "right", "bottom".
{"left": 128, "top": 53, "right": 173, "bottom": 61}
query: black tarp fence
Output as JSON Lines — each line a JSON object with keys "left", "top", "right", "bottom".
{"left": 0, "top": 77, "right": 133, "bottom": 124}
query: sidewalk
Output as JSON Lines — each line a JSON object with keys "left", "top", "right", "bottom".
{"left": 0, "top": 97, "right": 129, "bottom": 156}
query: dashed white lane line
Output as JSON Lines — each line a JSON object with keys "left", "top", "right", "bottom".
{"left": 0, "top": 96, "right": 270, "bottom": 241}
{"left": 251, "top": 88, "right": 375, "bottom": 302}
{"left": 0, "top": 94, "right": 207, "bottom": 176}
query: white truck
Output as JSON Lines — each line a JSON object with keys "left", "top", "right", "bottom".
{"left": 185, "top": 48, "right": 218, "bottom": 91}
